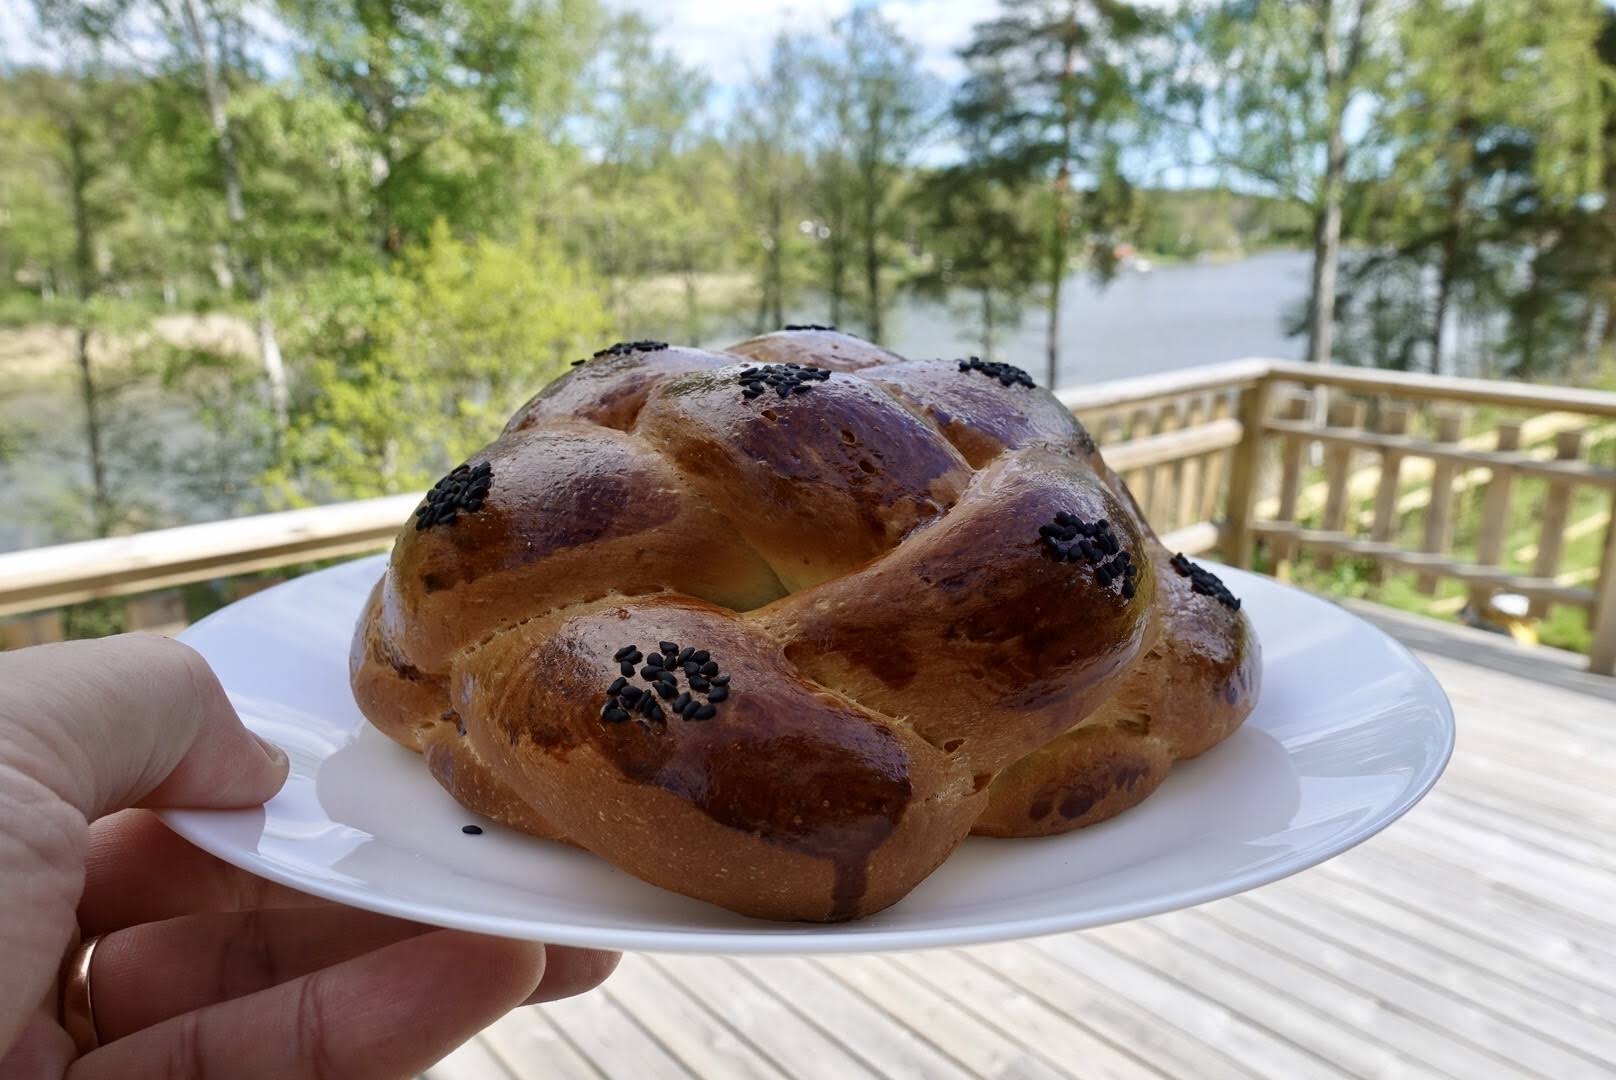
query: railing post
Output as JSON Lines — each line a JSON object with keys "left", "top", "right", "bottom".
{"left": 1369, "top": 404, "right": 1412, "bottom": 584}
{"left": 1317, "top": 399, "right": 1367, "bottom": 573}
{"left": 1175, "top": 396, "right": 1208, "bottom": 530}
{"left": 1271, "top": 394, "right": 1311, "bottom": 581}
{"left": 1528, "top": 429, "right": 1585, "bottom": 617}
{"left": 1468, "top": 421, "right": 1523, "bottom": 614}
{"left": 1591, "top": 493, "right": 1616, "bottom": 676}
{"left": 1198, "top": 393, "right": 1236, "bottom": 525}
{"left": 1223, "top": 376, "right": 1273, "bottom": 569}
{"left": 1417, "top": 410, "right": 1465, "bottom": 595}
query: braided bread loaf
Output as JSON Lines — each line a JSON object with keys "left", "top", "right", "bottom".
{"left": 350, "top": 330, "right": 1260, "bottom": 921}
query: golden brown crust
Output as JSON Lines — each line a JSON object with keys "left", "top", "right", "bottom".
{"left": 727, "top": 328, "right": 904, "bottom": 371}
{"left": 636, "top": 365, "right": 972, "bottom": 591}
{"left": 973, "top": 544, "right": 1261, "bottom": 837}
{"left": 350, "top": 329, "right": 1259, "bottom": 920}
{"left": 754, "top": 446, "right": 1155, "bottom": 777}
{"left": 504, "top": 343, "right": 733, "bottom": 433}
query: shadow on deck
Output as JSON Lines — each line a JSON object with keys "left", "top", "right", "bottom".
{"left": 428, "top": 609, "right": 1616, "bottom": 1080}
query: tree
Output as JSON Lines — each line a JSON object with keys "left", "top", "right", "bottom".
{"left": 278, "top": 0, "right": 600, "bottom": 255}
{"left": 572, "top": 12, "right": 717, "bottom": 337}
{"left": 1175, "top": 0, "right": 1389, "bottom": 367}
{"left": 732, "top": 33, "right": 810, "bottom": 332}
{"left": 955, "top": 0, "right": 1157, "bottom": 387}
{"left": 912, "top": 164, "right": 1041, "bottom": 360}
{"left": 1377, "top": 0, "right": 1607, "bottom": 372}
{"left": 35, "top": 0, "right": 297, "bottom": 435}
{"left": 272, "top": 222, "right": 610, "bottom": 502}
{"left": 810, "top": 8, "right": 932, "bottom": 343}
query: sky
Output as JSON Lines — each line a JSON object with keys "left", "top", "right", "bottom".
{"left": 613, "top": 0, "right": 997, "bottom": 86}
{"left": 0, "top": 0, "right": 997, "bottom": 81}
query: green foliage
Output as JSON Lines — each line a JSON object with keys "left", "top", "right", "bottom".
{"left": 270, "top": 221, "right": 609, "bottom": 502}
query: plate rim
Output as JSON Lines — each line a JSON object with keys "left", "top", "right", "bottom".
{"left": 162, "top": 557, "right": 1456, "bottom": 955}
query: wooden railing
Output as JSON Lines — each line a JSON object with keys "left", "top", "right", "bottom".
{"left": 4, "top": 358, "right": 1615, "bottom": 674}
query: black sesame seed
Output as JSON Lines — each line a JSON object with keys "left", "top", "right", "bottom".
{"left": 608, "top": 676, "right": 628, "bottom": 695}
{"left": 710, "top": 674, "right": 730, "bottom": 686}
{"left": 743, "top": 387, "right": 763, "bottom": 398}
{"left": 680, "top": 698, "right": 700, "bottom": 717}
{"left": 690, "top": 676, "right": 711, "bottom": 692}
{"left": 692, "top": 704, "right": 717, "bottom": 720}
{"left": 649, "top": 703, "right": 665, "bottom": 722}
{"left": 619, "top": 661, "right": 635, "bottom": 677}
{"left": 1122, "top": 581, "right": 1137, "bottom": 599}
{"left": 463, "top": 824, "right": 483, "bottom": 834}
{"left": 699, "top": 661, "right": 719, "bottom": 677}
{"left": 646, "top": 652, "right": 664, "bottom": 668}
{"left": 691, "top": 650, "right": 710, "bottom": 663}
{"left": 673, "top": 692, "right": 691, "bottom": 712}
{"left": 640, "top": 666, "right": 660, "bottom": 680}
{"left": 621, "top": 685, "right": 643, "bottom": 703}
{"left": 604, "top": 706, "right": 630, "bottom": 723}
{"left": 678, "top": 647, "right": 694, "bottom": 664}
{"left": 614, "top": 645, "right": 637, "bottom": 661}
{"left": 655, "top": 681, "right": 677, "bottom": 700}
{"left": 1039, "top": 523, "right": 1062, "bottom": 539}
{"left": 659, "top": 641, "right": 679, "bottom": 654}
{"left": 707, "top": 686, "right": 729, "bottom": 702}
{"left": 739, "top": 368, "right": 759, "bottom": 379}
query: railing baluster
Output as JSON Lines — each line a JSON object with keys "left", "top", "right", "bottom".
{"left": 1591, "top": 492, "right": 1616, "bottom": 675}
{"left": 1127, "top": 406, "right": 1157, "bottom": 522}
{"left": 1467, "top": 421, "right": 1523, "bottom": 614}
{"left": 1152, "top": 399, "right": 1184, "bottom": 532}
{"left": 1317, "top": 400, "right": 1366, "bottom": 573}
{"left": 1198, "top": 393, "right": 1235, "bottom": 526}
{"left": 1528, "top": 429, "right": 1586, "bottom": 617}
{"left": 1175, "top": 396, "right": 1207, "bottom": 531}
{"left": 0, "top": 612, "right": 65, "bottom": 649}
{"left": 1224, "top": 378, "right": 1274, "bottom": 569}
{"left": 1417, "top": 410, "right": 1465, "bottom": 595}
{"left": 124, "top": 591, "right": 190, "bottom": 636}
{"left": 1369, "top": 404, "right": 1411, "bottom": 584}
{"left": 1272, "top": 394, "right": 1311, "bottom": 580}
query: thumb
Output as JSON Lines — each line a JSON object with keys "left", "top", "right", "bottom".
{"left": 0, "top": 633, "right": 286, "bottom": 1057}
{"left": 0, "top": 633, "right": 286, "bottom": 820}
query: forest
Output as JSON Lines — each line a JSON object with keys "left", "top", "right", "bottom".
{"left": 2, "top": 0, "right": 1615, "bottom": 551}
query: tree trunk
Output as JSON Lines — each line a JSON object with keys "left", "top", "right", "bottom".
{"left": 1046, "top": 12, "right": 1078, "bottom": 389}
{"left": 862, "top": 193, "right": 881, "bottom": 343}
{"left": 178, "top": 0, "right": 288, "bottom": 435}
{"left": 1305, "top": 2, "right": 1347, "bottom": 368}
{"left": 981, "top": 288, "right": 996, "bottom": 361}
{"left": 67, "top": 117, "right": 109, "bottom": 537}
{"left": 828, "top": 239, "right": 845, "bottom": 325}
{"left": 1435, "top": 133, "right": 1473, "bottom": 375}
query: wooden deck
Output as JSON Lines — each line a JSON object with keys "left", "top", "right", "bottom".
{"left": 426, "top": 626, "right": 1616, "bottom": 1080}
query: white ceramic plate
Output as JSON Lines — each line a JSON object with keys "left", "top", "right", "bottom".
{"left": 165, "top": 554, "right": 1453, "bottom": 955}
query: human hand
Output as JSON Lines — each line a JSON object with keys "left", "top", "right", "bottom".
{"left": 0, "top": 633, "right": 618, "bottom": 1079}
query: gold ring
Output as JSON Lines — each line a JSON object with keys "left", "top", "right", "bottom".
{"left": 60, "top": 934, "right": 101, "bottom": 1055}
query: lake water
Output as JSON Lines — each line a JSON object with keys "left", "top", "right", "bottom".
{"left": 877, "top": 249, "right": 1310, "bottom": 383}
{"left": 0, "top": 251, "right": 1312, "bottom": 552}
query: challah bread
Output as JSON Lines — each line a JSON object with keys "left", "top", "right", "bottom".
{"left": 350, "top": 331, "right": 1260, "bottom": 921}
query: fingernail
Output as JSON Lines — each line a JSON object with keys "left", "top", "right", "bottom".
{"left": 251, "top": 732, "right": 288, "bottom": 769}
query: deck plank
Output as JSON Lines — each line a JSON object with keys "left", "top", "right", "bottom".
{"left": 451, "top": 635, "right": 1616, "bottom": 1079}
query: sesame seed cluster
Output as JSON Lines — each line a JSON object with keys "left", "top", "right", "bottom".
{"left": 600, "top": 641, "right": 731, "bottom": 727}
{"left": 415, "top": 461, "right": 493, "bottom": 531}
{"left": 1170, "top": 554, "right": 1241, "bottom": 611}
{"left": 736, "top": 363, "right": 833, "bottom": 400}
{"left": 1039, "top": 512, "right": 1139, "bottom": 599}
{"left": 958, "top": 356, "right": 1037, "bottom": 389}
